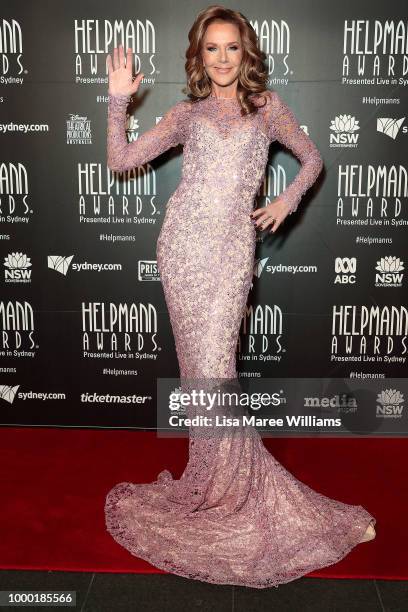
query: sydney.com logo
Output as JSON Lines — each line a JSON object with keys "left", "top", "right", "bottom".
{"left": 48, "top": 255, "right": 122, "bottom": 275}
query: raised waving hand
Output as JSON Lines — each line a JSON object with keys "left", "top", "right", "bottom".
{"left": 105, "top": 45, "right": 188, "bottom": 172}
{"left": 106, "top": 44, "right": 144, "bottom": 97}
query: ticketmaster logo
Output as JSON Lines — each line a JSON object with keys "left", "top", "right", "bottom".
{"left": 81, "top": 392, "right": 152, "bottom": 404}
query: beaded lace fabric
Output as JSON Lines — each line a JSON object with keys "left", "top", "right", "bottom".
{"left": 104, "top": 90, "right": 376, "bottom": 588}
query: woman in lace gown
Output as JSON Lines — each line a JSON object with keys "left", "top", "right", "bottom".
{"left": 104, "top": 7, "right": 376, "bottom": 589}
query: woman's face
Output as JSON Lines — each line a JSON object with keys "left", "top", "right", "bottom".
{"left": 201, "top": 21, "right": 243, "bottom": 91}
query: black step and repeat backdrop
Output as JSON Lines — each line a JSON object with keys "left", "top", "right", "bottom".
{"left": 1, "top": 1, "right": 407, "bottom": 432}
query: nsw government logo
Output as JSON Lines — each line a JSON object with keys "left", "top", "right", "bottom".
{"left": 375, "top": 256, "right": 404, "bottom": 288}
{"left": 4, "top": 252, "right": 32, "bottom": 284}
{"left": 329, "top": 114, "right": 360, "bottom": 148}
{"left": 376, "top": 389, "right": 404, "bottom": 419}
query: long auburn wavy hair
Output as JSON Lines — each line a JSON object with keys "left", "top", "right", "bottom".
{"left": 182, "top": 5, "right": 269, "bottom": 115}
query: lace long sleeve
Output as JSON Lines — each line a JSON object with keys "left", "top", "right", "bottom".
{"left": 267, "top": 91, "right": 323, "bottom": 214}
{"left": 107, "top": 93, "right": 189, "bottom": 172}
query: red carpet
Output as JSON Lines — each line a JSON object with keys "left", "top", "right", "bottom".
{"left": 0, "top": 426, "right": 405, "bottom": 580}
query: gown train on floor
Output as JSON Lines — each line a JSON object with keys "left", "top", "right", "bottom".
{"left": 104, "top": 89, "right": 376, "bottom": 588}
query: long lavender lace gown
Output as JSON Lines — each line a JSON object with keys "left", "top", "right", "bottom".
{"left": 104, "top": 89, "right": 376, "bottom": 588}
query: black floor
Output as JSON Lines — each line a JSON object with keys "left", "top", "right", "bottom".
{"left": 0, "top": 571, "right": 406, "bottom": 611}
